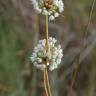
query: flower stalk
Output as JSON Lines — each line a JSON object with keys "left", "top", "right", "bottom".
{"left": 30, "top": 0, "right": 64, "bottom": 96}
{"left": 45, "top": 15, "right": 49, "bottom": 51}
{"left": 44, "top": 15, "right": 52, "bottom": 96}
{"left": 44, "top": 68, "right": 49, "bottom": 96}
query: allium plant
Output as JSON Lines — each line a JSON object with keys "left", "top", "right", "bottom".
{"left": 30, "top": 0, "right": 64, "bottom": 21}
{"left": 30, "top": 0, "right": 64, "bottom": 96}
{"left": 30, "top": 37, "right": 63, "bottom": 71}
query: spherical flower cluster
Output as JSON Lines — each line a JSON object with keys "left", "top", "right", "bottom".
{"left": 30, "top": 0, "right": 64, "bottom": 21}
{"left": 30, "top": 37, "right": 63, "bottom": 71}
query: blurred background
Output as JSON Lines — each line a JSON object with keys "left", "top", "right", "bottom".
{"left": 0, "top": 0, "right": 96, "bottom": 96}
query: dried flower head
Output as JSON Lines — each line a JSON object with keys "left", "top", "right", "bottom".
{"left": 30, "top": 0, "right": 64, "bottom": 21}
{"left": 30, "top": 37, "right": 63, "bottom": 71}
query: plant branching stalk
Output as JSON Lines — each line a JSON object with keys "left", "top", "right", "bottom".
{"left": 43, "top": 15, "right": 52, "bottom": 96}
{"left": 45, "top": 15, "right": 49, "bottom": 49}
{"left": 45, "top": 68, "right": 52, "bottom": 96}
{"left": 68, "top": 0, "right": 96, "bottom": 96}
{"left": 44, "top": 69, "right": 49, "bottom": 96}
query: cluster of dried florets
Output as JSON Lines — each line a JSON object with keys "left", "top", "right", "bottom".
{"left": 31, "top": 0, "right": 64, "bottom": 21}
{"left": 30, "top": 37, "right": 63, "bottom": 71}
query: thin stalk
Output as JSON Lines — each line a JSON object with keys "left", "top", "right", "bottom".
{"left": 45, "top": 68, "right": 52, "bottom": 96}
{"left": 68, "top": 0, "right": 96, "bottom": 96}
{"left": 45, "top": 15, "right": 49, "bottom": 49}
{"left": 83, "top": 0, "right": 96, "bottom": 46}
{"left": 68, "top": 57, "right": 80, "bottom": 96}
{"left": 43, "top": 15, "right": 52, "bottom": 96}
{"left": 44, "top": 69, "right": 49, "bottom": 96}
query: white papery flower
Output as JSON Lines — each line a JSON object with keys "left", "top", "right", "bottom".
{"left": 30, "top": 37, "right": 63, "bottom": 71}
{"left": 49, "top": 15, "right": 55, "bottom": 21}
{"left": 30, "top": 0, "right": 64, "bottom": 21}
{"left": 54, "top": 12, "right": 59, "bottom": 17}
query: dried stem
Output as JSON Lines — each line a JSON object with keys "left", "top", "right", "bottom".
{"left": 68, "top": 0, "right": 96, "bottom": 96}
{"left": 68, "top": 56, "right": 80, "bottom": 96}
{"left": 44, "top": 69, "right": 49, "bottom": 96}
{"left": 83, "top": 0, "right": 96, "bottom": 46}
{"left": 45, "top": 68, "right": 52, "bottom": 96}
{"left": 43, "top": 15, "right": 52, "bottom": 96}
{"left": 45, "top": 15, "right": 49, "bottom": 49}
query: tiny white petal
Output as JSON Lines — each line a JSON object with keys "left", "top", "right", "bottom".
{"left": 37, "top": 58, "right": 42, "bottom": 63}
{"left": 54, "top": 12, "right": 59, "bottom": 17}
{"left": 49, "top": 16, "right": 55, "bottom": 21}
